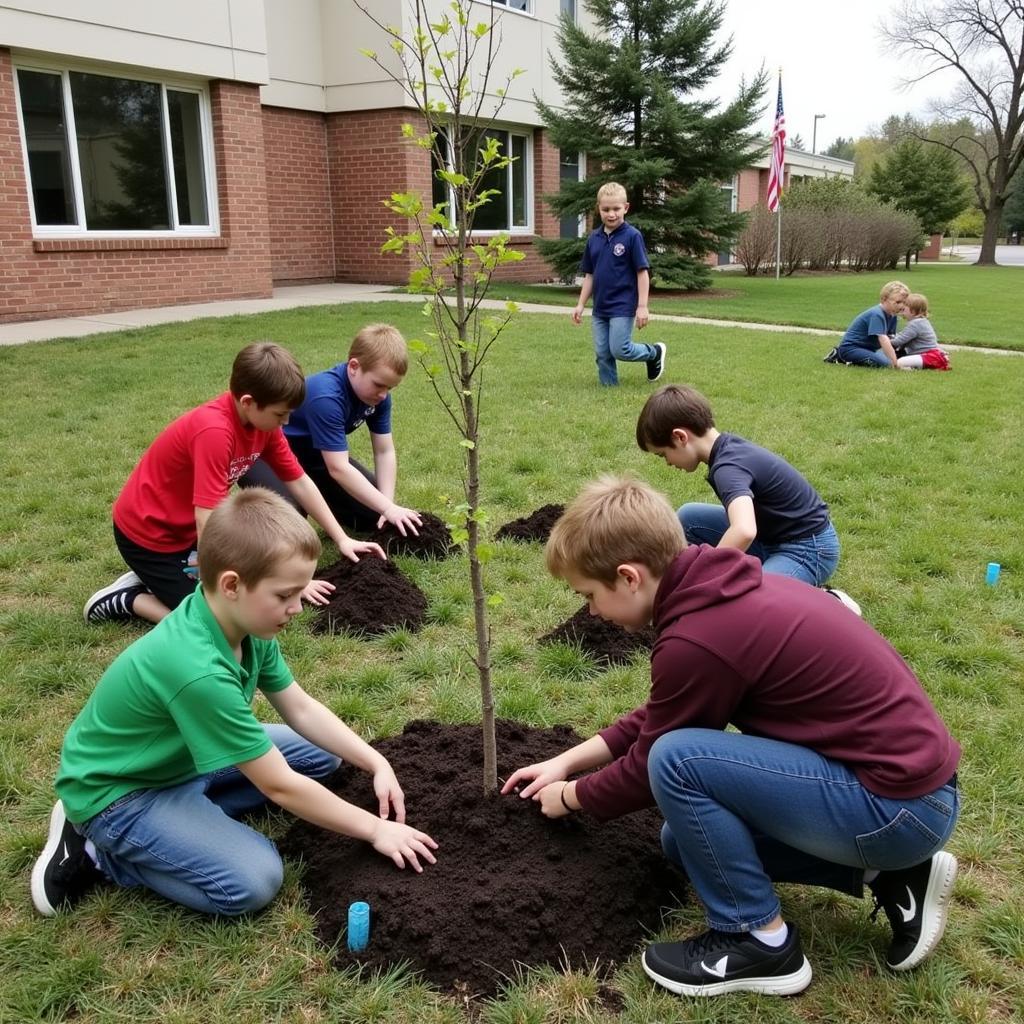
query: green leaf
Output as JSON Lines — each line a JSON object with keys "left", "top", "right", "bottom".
{"left": 486, "top": 593, "right": 505, "bottom": 608}
{"left": 359, "top": 48, "right": 377, "bottom": 60}
{"left": 458, "top": 439, "right": 476, "bottom": 449}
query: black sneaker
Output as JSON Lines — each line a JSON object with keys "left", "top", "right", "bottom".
{"left": 83, "top": 570, "right": 145, "bottom": 623}
{"left": 642, "top": 924, "right": 812, "bottom": 996}
{"left": 30, "top": 800, "right": 104, "bottom": 916}
{"left": 647, "top": 342, "right": 667, "bottom": 382}
{"left": 869, "top": 851, "right": 958, "bottom": 970}
{"left": 823, "top": 347, "right": 841, "bottom": 363}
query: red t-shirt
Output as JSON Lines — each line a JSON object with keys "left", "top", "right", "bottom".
{"left": 113, "top": 392, "right": 304, "bottom": 552}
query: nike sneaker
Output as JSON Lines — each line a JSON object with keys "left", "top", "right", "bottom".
{"left": 642, "top": 923, "right": 812, "bottom": 996}
{"left": 30, "top": 800, "right": 104, "bottom": 916}
{"left": 869, "top": 850, "right": 958, "bottom": 970}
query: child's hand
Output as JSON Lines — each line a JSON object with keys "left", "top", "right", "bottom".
{"left": 376, "top": 503, "right": 422, "bottom": 537}
{"left": 370, "top": 819, "right": 438, "bottom": 872}
{"left": 371, "top": 763, "right": 406, "bottom": 823}
{"left": 501, "top": 757, "right": 568, "bottom": 799}
{"left": 339, "top": 537, "right": 386, "bottom": 563}
{"left": 636, "top": 305, "right": 650, "bottom": 329}
{"left": 536, "top": 781, "right": 575, "bottom": 819}
{"left": 300, "top": 578, "right": 335, "bottom": 606}
{"left": 572, "top": 305, "right": 584, "bottom": 325}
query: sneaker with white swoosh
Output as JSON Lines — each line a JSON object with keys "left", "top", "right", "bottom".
{"left": 30, "top": 800, "right": 104, "bottom": 916}
{"left": 642, "top": 924, "right": 812, "bottom": 996}
{"left": 869, "top": 850, "right": 958, "bottom": 970}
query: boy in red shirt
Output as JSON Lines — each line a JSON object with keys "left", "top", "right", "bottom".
{"left": 85, "top": 342, "right": 383, "bottom": 625}
{"left": 504, "top": 476, "right": 960, "bottom": 997}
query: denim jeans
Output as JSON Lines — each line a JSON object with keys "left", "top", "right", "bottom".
{"left": 678, "top": 503, "right": 841, "bottom": 587}
{"left": 836, "top": 342, "right": 892, "bottom": 368}
{"left": 591, "top": 315, "right": 656, "bottom": 386}
{"left": 79, "top": 725, "right": 341, "bottom": 916}
{"left": 649, "top": 729, "right": 959, "bottom": 932}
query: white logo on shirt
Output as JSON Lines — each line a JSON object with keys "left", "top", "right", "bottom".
{"left": 613, "top": 243, "right": 626, "bottom": 256}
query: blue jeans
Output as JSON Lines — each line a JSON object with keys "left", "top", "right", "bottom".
{"left": 79, "top": 725, "right": 340, "bottom": 916}
{"left": 591, "top": 315, "right": 656, "bottom": 386}
{"left": 679, "top": 503, "right": 840, "bottom": 587}
{"left": 836, "top": 341, "right": 892, "bottom": 368}
{"left": 649, "top": 729, "right": 959, "bottom": 932}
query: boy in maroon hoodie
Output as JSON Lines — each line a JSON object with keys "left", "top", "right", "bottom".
{"left": 503, "top": 476, "right": 960, "bottom": 998}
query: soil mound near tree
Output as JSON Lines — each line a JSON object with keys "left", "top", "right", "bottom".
{"left": 310, "top": 556, "right": 428, "bottom": 636}
{"left": 494, "top": 504, "right": 565, "bottom": 543}
{"left": 280, "top": 719, "right": 685, "bottom": 997}
{"left": 376, "top": 512, "right": 453, "bottom": 559}
{"left": 540, "top": 605, "right": 656, "bottom": 666}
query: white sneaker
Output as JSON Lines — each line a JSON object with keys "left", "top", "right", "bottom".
{"left": 83, "top": 570, "right": 144, "bottom": 623}
{"left": 825, "top": 588, "right": 862, "bottom": 617}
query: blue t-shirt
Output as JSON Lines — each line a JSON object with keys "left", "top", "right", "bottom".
{"left": 707, "top": 433, "right": 830, "bottom": 544}
{"left": 579, "top": 222, "right": 650, "bottom": 318}
{"left": 284, "top": 364, "right": 392, "bottom": 453}
{"left": 841, "top": 304, "right": 897, "bottom": 351}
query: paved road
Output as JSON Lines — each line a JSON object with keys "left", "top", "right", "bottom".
{"left": 945, "top": 244, "right": 1024, "bottom": 266}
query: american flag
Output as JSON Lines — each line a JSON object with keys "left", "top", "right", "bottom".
{"left": 766, "top": 76, "right": 785, "bottom": 213}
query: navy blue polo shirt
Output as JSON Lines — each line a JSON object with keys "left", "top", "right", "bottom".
{"left": 284, "top": 364, "right": 391, "bottom": 453}
{"left": 579, "top": 222, "right": 650, "bottom": 318}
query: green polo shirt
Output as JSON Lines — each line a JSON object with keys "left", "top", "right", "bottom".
{"left": 56, "top": 587, "right": 294, "bottom": 823}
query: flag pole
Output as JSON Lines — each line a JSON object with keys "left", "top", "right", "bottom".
{"left": 769, "top": 67, "right": 784, "bottom": 281}
{"left": 775, "top": 200, "right": 781, "bottom": 281}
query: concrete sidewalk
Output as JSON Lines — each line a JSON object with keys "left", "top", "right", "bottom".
{"left": 0, "top": 281, "right": 1018, "bottom": 356}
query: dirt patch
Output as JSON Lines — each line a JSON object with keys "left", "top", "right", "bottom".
{"left": 495, "top": 504, "right": 565, "bottom": 543}
{"left": 540, "top": 604, "right": 656, "bottom": 666}
{"left": 375, "top": 511, "right": 453, "bottom": 559}
{"left": 279, "top": 719, "right": 685, "bottom": 997}
{"left": 310, "top": 556, "right": 428, "bottom": 636}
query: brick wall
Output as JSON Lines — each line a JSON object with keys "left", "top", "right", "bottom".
{"left": 0, "top": 50, "right": 273, "bottom": 324}
{"left": 262, "top": 106, "right": 334, "bottom": 283}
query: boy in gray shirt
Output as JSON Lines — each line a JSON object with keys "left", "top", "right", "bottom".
{"left": 895, "top": 293, "right": 951, "bottom": 371}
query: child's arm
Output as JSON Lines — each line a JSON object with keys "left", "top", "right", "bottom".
{"left": 718, "top": 496, "right": 757, "bottom": 551}
{"left": 635, "top": 268, "right": 650, "bottom": 329}
{"left": 877, "top": 333, "right": 899, "bottom": 367}
{"left": 283, "top": 473, "right": 386, "bottom": 563}
{"left": 572, "top": 274, "right": 594, "bottom": 324}
{"left": 500, "top": 734, "right": 613, "bottom": 817}
{"left": 321, "top": 445, "right": 421, "bottom": 536}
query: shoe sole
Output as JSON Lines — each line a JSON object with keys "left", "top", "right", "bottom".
{"left": 30, "top": 800, "right": 69, "bottom": 916}
{"left": 642, "top": 951, "right": 812, "bottom": 996}
{"left": 888, "top": 851, "right": 958, "bottom": 971}
{"left": 83, "top": 570, "right": 143, "bottom": 623}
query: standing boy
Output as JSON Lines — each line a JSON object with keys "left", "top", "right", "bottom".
{"left": 84, "top": 342, "right": 383, "bottom": 626}
{"left": 826, "top": 280, "right": 909, "bottom": 368}
{"left": 573, "top": 182, "right": 666, "bottom": 387}
{"left": 33, "top": 488, "right": 437, "bottom": 918}
{"left": 240, "top": 324, "right": 421, "bottom": 537}
{"left": 504, "top": 477, "right": 959, "bottom": 997}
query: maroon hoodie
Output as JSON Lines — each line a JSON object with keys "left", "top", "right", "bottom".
{"left": 574, "top": 546, "right": 960, "bottom": 820}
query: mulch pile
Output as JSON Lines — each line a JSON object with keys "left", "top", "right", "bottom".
{"left": 310, "top": 556, "right": 428, "bottom": 636}
{"left": 279, "top": 719, "right": 685, "bottom": 997}
{"left": 494, "top": 504, "right": 565, "bottom": 543}
{"left": 540, "top": 604, "right": 656, "bottom": 666}
{"left": 375, "top": 511, "right": 453, "bottom": 559}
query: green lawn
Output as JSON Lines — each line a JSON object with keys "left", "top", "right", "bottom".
{"left": 1, "top": 301, "right": 1022, "bottom": 1023}
{"left": 475, "top": 264, "right": 1023, "bottom": 351}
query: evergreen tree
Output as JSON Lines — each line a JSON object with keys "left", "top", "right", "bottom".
{"left": 536, "top": 0, "right": 767, "bottom": 290}
{"left": 824, "top": 136, "right": 856, "bottom": 161}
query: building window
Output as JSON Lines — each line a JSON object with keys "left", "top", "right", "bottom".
{"left": 559, "top": 149, "right": 584, "bottom": 239}
{"left": 492, "top": 0, "right": 531, "bottom": 12}
{"left": 14, "top": 65, "right": 216, "bottom": 234}
{"left": 560, "top": 0, "right": 576, "bottom": 19}
{"left": 431, "top": 126, "right": 531, "bottom": 233}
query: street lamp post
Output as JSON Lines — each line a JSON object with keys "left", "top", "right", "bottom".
{"left": 812, "top": 113, "right": 826, "bottom": 155}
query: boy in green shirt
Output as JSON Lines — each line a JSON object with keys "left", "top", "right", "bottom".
{"left": 32, "top": 489, "right": 437, "bottom": 917}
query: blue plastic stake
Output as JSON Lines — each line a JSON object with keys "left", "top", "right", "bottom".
{"left": 986, "top": 562, "right": 1001, "bottom": 586}
{"left": 347, "top": 901, "right": 370, "bottom": 952}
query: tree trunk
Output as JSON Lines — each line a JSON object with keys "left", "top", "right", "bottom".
{"left": 978, "top": 201, "right": 1005, "bottom": 265}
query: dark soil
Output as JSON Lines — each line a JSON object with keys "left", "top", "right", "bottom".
{"left": 375, "top": 512, "right": 453, "bottom": 559}
{"left": 279, "top": 719, "right": 685, "bottom": 997}
{"left": 310, "top": 556, "right": 428, "bottom": 636}
{"left": 540, "top": 604, "right": 656, "bottom": 666}
{"left": 494, "top": 504, "right": 565, "bottom": 543}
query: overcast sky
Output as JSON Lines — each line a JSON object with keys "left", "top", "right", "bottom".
{"left": 703, "top": 0, "right": 964, "bottom": 151}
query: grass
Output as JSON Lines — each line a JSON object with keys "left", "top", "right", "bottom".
{"left": 1, "top": 299, "right": 1023, "bottom": 1022}
{"left": 470, "top": 264, "right": 1024, "bottom": 351}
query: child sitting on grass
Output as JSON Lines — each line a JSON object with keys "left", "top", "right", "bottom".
{"left": 504, "top": 476, "right": 960, "bottom": 998}
{"left": 894, "top": 293, "right": 951, "bottom": 370}
{"left": 33, "top": 488, "right": 436, "bottom": 918}
{"left": 825, "top": 280, "right": 909, "bottom": 368}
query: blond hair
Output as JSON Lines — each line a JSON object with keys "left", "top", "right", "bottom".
{"left": 880, "top": 280, "right": 909, "bottom": 302}
{"left": 596, "top": 181, "right": 628, "bottom": 204}
{"left": 198, "top": 488, "right": 321, "bottom": 592}
{"left": 546, "top": 476, "right": 684, "bottom": 585}
{"left": 904, "top": 292, "right": 929, "bottom": 317}
{"left": 229, "top": 342, "right": 306, "bottom": 408}
{"left": 349, "top": 323, "right": 408, "bottom": 375}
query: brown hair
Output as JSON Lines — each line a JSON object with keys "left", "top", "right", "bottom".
{"left": 229, "top": 342, "right": 306, "bottom": 408}
{"left": 198, "top": 488, "right": 321, "bottom": 592}
{"left": 904, "top": 292, "right": 929, "bottom": 317}
{"left": 596, "top": 181, "right": 628, "bottom": 204}
{"left": 349, "top": 323, "right": 409, "bottom": 375}
{"left": 880, "top": 280, "right": 909, "bottom": 302}
{"left": 545, "top": 476, "right": 684, "bottom": 585}
{"left": 636, "top": 384, "right": 716, "bottom": 449}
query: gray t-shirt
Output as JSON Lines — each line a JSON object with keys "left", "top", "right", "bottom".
{"left": 893, "top": 318, "right": 941, "bottom": 355}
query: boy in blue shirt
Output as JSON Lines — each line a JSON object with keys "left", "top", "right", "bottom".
{"left": 32, "top": 488, "right": 437, "bottom": 918}
{"left": 825, "top": 280, "right": 909, "bottom": 368}
{"left": 573, "top": 182, "right": 666, "bottom": 387}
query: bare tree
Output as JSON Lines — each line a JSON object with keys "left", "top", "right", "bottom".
{"left": 883, "top": 1, "right": 1024, "bottom": 264}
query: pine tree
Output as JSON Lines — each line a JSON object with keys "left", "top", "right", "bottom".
{"left": 537, "top": 0, "right": 767, "bottom": 290}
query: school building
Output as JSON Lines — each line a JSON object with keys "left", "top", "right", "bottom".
{"left": 0, "top": 1, "right": 854, "bottom": 324}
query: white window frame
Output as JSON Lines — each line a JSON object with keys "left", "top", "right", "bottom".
{"left": 13, "top": 59, "right": 220, "bottom": 238}
{"left": 559, "top": 148, "right": 585, "bottom": 239}
{"left": 433, "top": 124, "right": 533, "bottom": 236}
{"left": 476, "top": 0, "right": 534, "bottom": 17}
